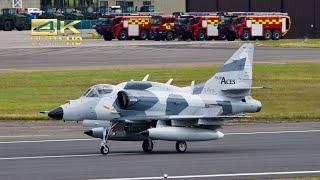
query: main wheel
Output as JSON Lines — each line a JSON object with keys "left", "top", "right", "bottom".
{"left": 272, "top": 29, "right": 281, "bottom": 40}
{"left": 176, "top": 141, "right": 187, "bottom": 153}
{"left": 142, "top": 139, "right": 153, "bottom": 153}
{"left": 139, "top": 30, "right": 148, "bottom": 40}
{"left": 100, "top": 145, "right": 109, "bottom": 155}
{"left": 103, "top": 34, "right": 112, "bottom": 41}
{"left": 197, "top": 30, "right": 206, "bottom": 41}
{"left": 241, "top": 30, "right": 250, "bottom": 41}
{"left": 166, "top": 31, "right": 174, "bottom": 41}
{"left": 263, "top": 30, "right": 272, "bottom": 40}
{"left": 4, "top": 21, "right": 13, "bottom": 31}
{"left": 117, "top": 30, "right": 127, "bottom": 40}
{"left": 226, "top": 32, "right": 236, "bottom": 41}
{"left": 16, "top": 25, "right": 25, "bottom": 31}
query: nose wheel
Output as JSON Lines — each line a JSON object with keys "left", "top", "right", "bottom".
{"left": 100, "top": 145, "right": 109, "bottom": 155}
{"left": 176, "top": 141, "right": 187, "bottom": 153}
{"left": 142, "top": 139, "right": 153, "bottom": 153}
{"left": 100, "top": 123, "right": 118, "bottom": 155}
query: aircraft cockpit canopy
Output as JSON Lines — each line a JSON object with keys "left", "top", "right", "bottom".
{"left": 82, "top": 84, "right": 113, "bottom": 98}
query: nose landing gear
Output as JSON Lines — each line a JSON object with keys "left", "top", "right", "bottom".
{"left": 100, "top": 123, "right": 118, "bottom": 155}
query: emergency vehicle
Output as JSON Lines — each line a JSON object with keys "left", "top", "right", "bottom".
{"left": 221, "top": 12, "right": 291, "bottom": 40}
{"left": 150, "top": 15, "right": 176, "bottom": 41}
{"left": 95, "top": 13, "right": 155, "bottom": 41}
{"left": 174, "top": 13, "right": 223, "bottom": 41}
{"left": 173, "top": 15, "right": 194, "bottom": 40}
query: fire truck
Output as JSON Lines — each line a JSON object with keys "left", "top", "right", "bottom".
{"left": 150, "top": 15, "right": 176, "bottom": 41}
{"left": 219, "top": 12, "right": 291, "bottom": 41}
{"left": 174, "top": 13, "right": 224, "bottom": 41}
{"left": 173, "top": 15, "right": 194, "bottom": 40}
{"left": 95, "top": 13, "right": 157, "bottom": 41}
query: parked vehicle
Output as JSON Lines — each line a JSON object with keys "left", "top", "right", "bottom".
{"left": 173, "top": 15, "right": 194, "bottom": 40}
{"left": 0, "top": 8, "right": 30, "bottom": 31}
{"left": 95, "top": 14, "right": 153, "bottom": 41}
{"left": 150, "top": 15, "right": 176, "bottom": 41}
{"left": 219, "top": 12, "right": 291, "bottom": 41}
{"left": 25, "top": 8, "right": 43, "bottom": 16}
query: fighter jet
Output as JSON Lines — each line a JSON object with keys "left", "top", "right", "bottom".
{"left": 47, "top": 43, "right": 261, "bottom": 155}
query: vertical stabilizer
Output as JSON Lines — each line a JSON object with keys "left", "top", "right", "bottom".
{"left": 201, "top": 44, "right": 254, "bottom": 97}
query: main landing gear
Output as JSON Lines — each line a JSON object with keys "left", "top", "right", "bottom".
{"left": 142, "top": 139, "right": 154, "bottom": 153}
{"left": 141, "top": 140, "right": 187, "bottom": 153}
{"left": 100, "top": 123, "right": 118, "bottom": 155}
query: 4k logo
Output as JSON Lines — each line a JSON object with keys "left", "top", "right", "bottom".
{"left": 220, "top": 77, "right": 235, "bottom": 84}
{"left": 31, "top": 19, "right": 81, "bottom": 36}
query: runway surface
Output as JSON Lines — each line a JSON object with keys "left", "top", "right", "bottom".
{"left": 0, "top": 41, "right": 319, "bottom": 71}
{"left": 1, "top": 121, "right": 320, "bottom": 180}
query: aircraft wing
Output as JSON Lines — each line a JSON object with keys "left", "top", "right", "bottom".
{"left": 112, "top": 115, "right": 248, "bottom": 122}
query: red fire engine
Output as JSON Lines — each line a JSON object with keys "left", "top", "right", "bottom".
{"left": 174, "top": 13, "right": 223, "bottom": 41}
{"left": 223, "top": 12, "right": 291, "bottom": 40}
{"left": 150, "top": 15, "right": 176, "bottom": 41}
{"left": 95, "top": 14, "right": 154, "bottom": 41}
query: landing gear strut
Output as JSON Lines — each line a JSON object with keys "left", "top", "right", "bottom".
{"left": 176, "top": 141, "right": 187, "bottom": 153}
{"left": 100, "top": 123, "right": 118, "bottom": 155}
{"left": 142, "top": 139, "right": 153, "bottom": 153}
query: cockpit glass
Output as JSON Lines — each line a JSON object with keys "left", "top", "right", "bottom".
{"left": 86, "top": 89, "right": 99, "bottom": 97}
{"left": 82, "top": 88, "right": 91, "bottom": 97}
{"left": 96, "top": 86, "right": 113, "bottom": 95}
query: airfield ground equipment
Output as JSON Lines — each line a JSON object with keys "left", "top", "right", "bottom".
{"left": 0, "top": 8, "right": 30, "bottom": 31}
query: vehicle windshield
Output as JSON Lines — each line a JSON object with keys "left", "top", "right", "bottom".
{"left": 3, "top": 8, "right": 17, "bottom": 15}
{"left": 221, "top": 17, "right": 233, "bottom": 24}
{"left": 151, "top": 17, "right": 162, "bottom": 25}
{"left": 97, "top": 18, "right": 113, "bottom": 25}
{"left": 175, "top": 18, "right": 189, "bottom": 25}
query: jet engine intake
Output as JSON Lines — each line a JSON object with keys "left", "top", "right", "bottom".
{"left": 117, "top": 91, "right": 139, "bottom": 109}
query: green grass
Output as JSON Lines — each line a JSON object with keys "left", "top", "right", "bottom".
{"left": 0, "top": 63, "right": 319, "bottom": 120}
{"left": 254, "top": 39, "right": 320, "bottom": 48}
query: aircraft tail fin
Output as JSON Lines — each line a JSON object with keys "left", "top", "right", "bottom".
{"left": 200, "top": 43, "right": 254, "bottom": 97}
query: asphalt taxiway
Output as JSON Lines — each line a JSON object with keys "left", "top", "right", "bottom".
{"left": 0, "top": 121, "right": 320, "bottom": 180}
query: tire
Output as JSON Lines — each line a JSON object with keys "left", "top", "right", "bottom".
{"left": 166, "top": 31, "right": 174, "bottom": 41}
{"left": 176, "top": 141, "right": 187, "bottom": 153}
{"left": 148, "top": 32, "right": 154, "bottom": 40}
{"left": 218, "top": 33, "right": 226, "bottom": 40}
{"left": 16, "top": 26, "right": 25, "bottom": 31}
{"left": 4, "top": 21, "right": 13, "bottom": 31}
{"left": 272, "top": 29, "right": 281, "bottom": 40}
{"left": 103, "top": 34, "right": 112, "bottom": 41}
{"left": 100, "top": 145, "right": 109, "bottom": 155}
{"left": 197, "top": 30, "right": 206, "bottom": 41}
{"left": 264, "top": 30, "right": 272, "bottom": 40}
{"left": 241, "top": 30, "right": 251, "bottom": 41}
{"left": 117, "top": 30, "right": 127, "bottom": 40}
{"left": 142, "top": 139, "right": 153, "bottom": 153}
{"left": 226, "top": 33, "right": 236, "bottom": 41}
{"left": 139, "top": 30, "right": 148, "bottom": 40}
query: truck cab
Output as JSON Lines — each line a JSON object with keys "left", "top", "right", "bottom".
{"left": 173, "top": 15, "right": 194, "bottom": 40}
{"left": 150, "top": 15, "right": 176, "bottom": 41}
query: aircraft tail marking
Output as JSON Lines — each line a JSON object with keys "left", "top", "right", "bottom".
{"left": 201, "top": 43, "right": 254, "bottom": 97}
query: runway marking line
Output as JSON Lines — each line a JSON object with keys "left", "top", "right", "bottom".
{"left": 90, "top": 170, "right": 320, "bottom": 180}
{"left": 0, "top": 153, "right": 142, "bottom": 160}
{"left": 0, "top": 135, "right": 49, "bottom": 138}
{"left": 0, "top": 129, "right": 320, "bottom": 144}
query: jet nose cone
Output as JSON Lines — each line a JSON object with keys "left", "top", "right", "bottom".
{"left": 48, "top": 107, "right": 64, "bottom": 120}
{"left": 256, "top": 100, "right": 262, "bottom": 112}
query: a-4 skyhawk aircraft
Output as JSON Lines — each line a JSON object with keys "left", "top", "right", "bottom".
{"left": 47, "top": 43, "right": 262, "bottom": 155}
